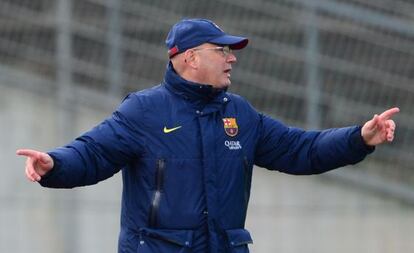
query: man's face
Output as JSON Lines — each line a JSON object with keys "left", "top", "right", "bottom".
{"left": 193, "top": 43, "right": 237, "bottom": 89}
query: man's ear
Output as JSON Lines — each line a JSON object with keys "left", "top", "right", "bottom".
{"left": 184, "top": 49, "right": 198, "bottom": 69}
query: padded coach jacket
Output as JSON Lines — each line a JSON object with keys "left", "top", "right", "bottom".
{"left": 40, "top": 63, "right": 374, "bottom": 253}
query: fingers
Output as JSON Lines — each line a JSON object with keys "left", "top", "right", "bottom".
{"left": 385, "top": 119, "right": 396, "bottom": 142}
{"left": 16, "top": 149, "right": 40, "bottom": 158}
{"left": 17, "top": 148, "right": 46, "bottom": 182}
{"left": 379, "top": 107, "right": 400, "bottom": 120}
{"left": 386, "top": 130, "right": 395, "bottom": 142}
{"left": 386, "top": 119, "right": 396, "bottom": 130}
{"left": 362, "top": 109, "right": 398, "bottom": 146}
{"left": 25, "top": 157, "right": 41, "bottom": 182}
{"left": 373, "top": 107, "right": 399, "bottom": 138}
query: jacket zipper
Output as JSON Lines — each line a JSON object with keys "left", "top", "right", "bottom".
{"left": 149, "top": 158, "right": 165, "bottom": 227}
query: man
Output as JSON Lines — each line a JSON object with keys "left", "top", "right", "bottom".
{"left": 17, "top": 18, "right": 399, "bottom": 253}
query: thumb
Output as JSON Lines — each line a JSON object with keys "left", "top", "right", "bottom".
{"left": 37, "top": 152, "right": 54, "bottom": 172}
{"left": 366, "top": 114, "right": 379, "bottom": 131}
{"left": 39, "top": 153, "right": 51, "bottom": 164}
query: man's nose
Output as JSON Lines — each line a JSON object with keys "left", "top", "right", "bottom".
{"left": 226, "top": 53, "right": 237, "bottom": 63}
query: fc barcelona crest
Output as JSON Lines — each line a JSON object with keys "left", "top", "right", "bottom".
{"left": 222, "top": 118, "right": 238, "bottom": 137}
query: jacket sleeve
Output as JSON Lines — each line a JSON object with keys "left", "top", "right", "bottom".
{"left": 39, "top": 93, "right": 146, "bottom": 188}
{"left": 254, "top": 114, "right": 374, "bottom": 175}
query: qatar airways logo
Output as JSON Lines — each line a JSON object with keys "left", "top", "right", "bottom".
{"left": 225, "top": 140, "right": 242, "bottom": 150}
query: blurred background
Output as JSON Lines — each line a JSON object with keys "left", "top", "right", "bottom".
{"left": 1, "top": 0, "right": 414, "bottom": 252}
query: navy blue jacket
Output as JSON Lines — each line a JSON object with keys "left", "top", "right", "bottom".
{"left": 40, "top": 63, "right": 373, "bottom": 253}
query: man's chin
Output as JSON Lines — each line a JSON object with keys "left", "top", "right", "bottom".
{"left": 221, "top": 80, "right": 232, "bottom": 88}
{"left": 211, "top": 79, "right": 231, "bottom": 89}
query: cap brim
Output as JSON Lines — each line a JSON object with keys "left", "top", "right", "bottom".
{"left": 209, "top": 35, "right": 249, "bottom": 50}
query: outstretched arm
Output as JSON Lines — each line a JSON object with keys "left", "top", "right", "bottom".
{"left": 15, "top": 93, "right": 146, "bottom": 188}
{"left": 16, "top": 149, "right": 54, "bottom": 182}
{"left": 255, "top": 107, "right": 400, "bottom": 175}
{"left": 361, "top": 107, "right": 399, "bottom": 146}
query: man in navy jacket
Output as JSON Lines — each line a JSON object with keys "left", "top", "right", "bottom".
{"left": 17, "top": 19, "right": 399, "bottom": 253}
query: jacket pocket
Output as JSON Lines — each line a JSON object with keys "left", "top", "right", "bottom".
{"left": 226, "top": 228, "right": 253, "bottom": 253}
{"left": 137, "top": 227, "right": 194, "bottom": 253}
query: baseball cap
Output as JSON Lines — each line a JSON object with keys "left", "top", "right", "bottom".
{"left": 166, "top": 18, "right": 248, "bottom": 58}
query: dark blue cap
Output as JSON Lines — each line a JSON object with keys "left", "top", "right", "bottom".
{"left": 166, "top": 18, "right": 248, "bottom": 58}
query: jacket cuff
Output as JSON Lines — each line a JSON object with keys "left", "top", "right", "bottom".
{"left": 350, "top": 126, "right": 375, "bottom": 154}
{"left": 38, "top": 152, "right": 60, "bottom": 182}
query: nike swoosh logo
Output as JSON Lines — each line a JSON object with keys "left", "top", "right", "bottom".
{"left": 163, "top": 126, "right": 182, "bottom": 133}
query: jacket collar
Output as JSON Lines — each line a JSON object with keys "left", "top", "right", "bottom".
{"left": 163, "top": 62, "right": 228, "bottom": 105}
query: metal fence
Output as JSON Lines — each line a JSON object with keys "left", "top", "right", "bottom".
{"left": 1, "top": 0, "right": 413, "bottom": 183}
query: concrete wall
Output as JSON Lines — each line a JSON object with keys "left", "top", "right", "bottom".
{"left": 1, "top": 83, "right": 121, "bottom": 253}
{"left": 2, "top": 83, "right": 414, "bottom": 253}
